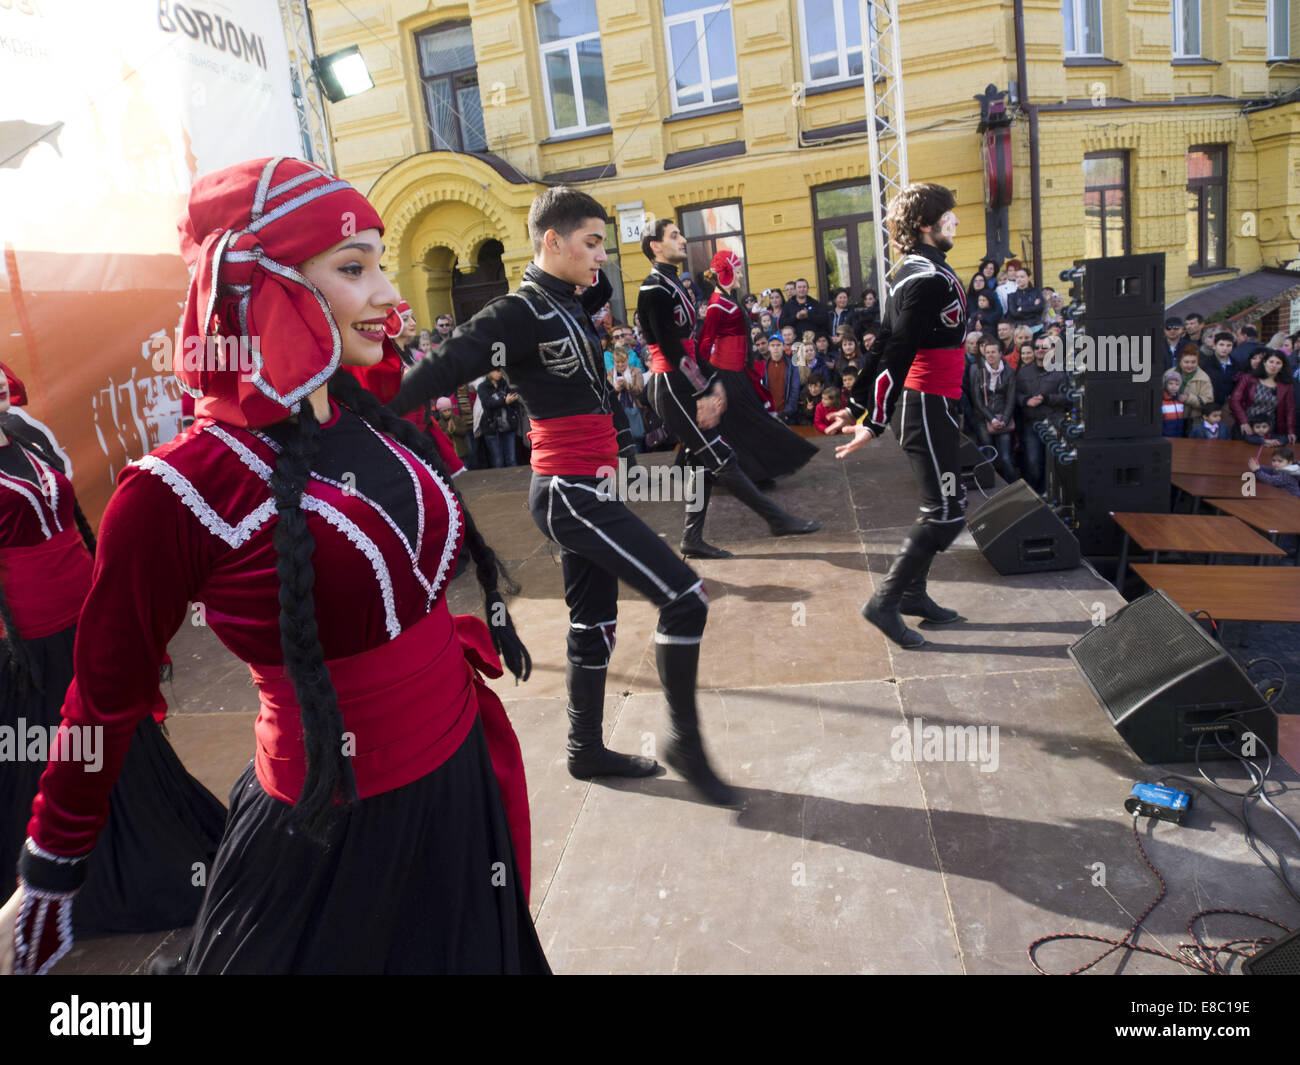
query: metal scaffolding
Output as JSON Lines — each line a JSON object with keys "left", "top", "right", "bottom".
{"left": 278, "top": 0, "right": 334, "bottom": 172}
{"left": 862, "top": 0, "right": 908, "bottom": 295}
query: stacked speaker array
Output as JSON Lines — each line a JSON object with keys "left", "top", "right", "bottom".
{"left": 1038, "top": 253, "right": 1172, "bottom": 554}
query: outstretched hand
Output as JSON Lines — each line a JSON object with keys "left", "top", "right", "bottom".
{"left": 835, "top": 423, "right": 876, "bottom": 459}
{"left": 826, "top": 407, "right": 856, "bottom": 434}
{"left": 696, "top": 382, "right": 726, "bottom": 429}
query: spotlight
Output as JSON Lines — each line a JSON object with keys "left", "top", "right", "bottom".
{"left": 312, "top": 46, "right": 374, "bottom": 102}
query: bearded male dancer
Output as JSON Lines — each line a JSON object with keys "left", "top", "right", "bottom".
{"left": 831, "top": 183, "right": 968, "bottom": 648}
{"left": 638, "top": 219, "right": 820, "bottom": 559}
{"left": 392, "top": 188, "right": 737, "bottom": 805}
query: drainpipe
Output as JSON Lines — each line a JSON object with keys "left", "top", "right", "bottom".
{"left": 1014, "top": 0, "right": 1043, "bottom": 287}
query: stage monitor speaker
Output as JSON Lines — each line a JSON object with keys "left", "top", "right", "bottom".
{"left": 1242, "top": 928, "right": 1300, "bottom": 975}
{"left": 960, "top": 434, "right": 995, "bottom": 490}
{"left": 1046, "top": 437, "right": 1171, "bottom": 554}
{"left": 1063, "top": 317, "right": 1166, "bottom": 383}
{"left": 1071, "top": 375, "right": 1163, "bottom": 439}
{"left": 1078, "top": 253, "right": 1166, "bottom": 319}
{"left": 968, "top": 479, "right": 1081, "bottom": 574}
{"left": 1068, "top": 590, "right": 1277, "bottom": 764}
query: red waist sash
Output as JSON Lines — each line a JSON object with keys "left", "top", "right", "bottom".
{"left": 527, "top": 413, "right": 617, "bottom": 476}
{"left": 248, "top": 599, "right": 531, "bottom": 899}
{"left": 904, "top": 347, "right": 966, "bottom": 399}
{"left": 0, "top": 528, "right": 91, "bottom": 639}
{"left": 648, "top": 337, "right": 697, "bottom": 375}
{"left": 709, "top": 334, "right": 747, "bottom": 372}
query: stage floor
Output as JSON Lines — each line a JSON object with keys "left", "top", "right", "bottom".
{"left": 56, "top": 434, "right": 1300, "bottom": 975}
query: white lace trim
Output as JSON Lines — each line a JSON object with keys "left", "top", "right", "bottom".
{"left": 299, "top": 494, "right": 401, "bottom": 639}
{"left": 31, "top": 451, "right": 62, "bottom": 533}
{"left": 205, "top": 424, "right": 273, "bottom": 480}
{"left": 14, "top": 888, "right": 76, "bottom": 975}
{"left": 24, "top": 837, "right": 87, "bottom": 865}
{"left": 360, "top": 418, "right": 426, "bottom": 563}
{"left": 0, "top": 471, "right": 52, "bottom": 539}
{"left": 390, "top": 439, "right": 462, "bottom": 607}
{"left": 134, "top": 456, "right": 277, "bottom": 548}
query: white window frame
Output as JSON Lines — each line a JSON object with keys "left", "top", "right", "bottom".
{"left": 1062, "top": 0, "right": 1104, "bottom": 57}
{"left": 797, "top": 0, "right": 868, "bottom": 87}
{"left": 1268, "top": 0, "right": 1290, "bottom": 60}
{"left": 535, "top": 6, "right": 610, "bottom": 136}
{"left": 663, "top": 1, "right": 738, "bottom": 113}
{"left": 1172, "top": 0, "right": 1200, "bottom": 58}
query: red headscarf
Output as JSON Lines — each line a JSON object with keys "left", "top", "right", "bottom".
{"left": 710, "top": 249, "right": 742, "bottom": 289}
{"left": 177, "top": 157, "right": 397, "bottom": 428}
{"left": 1, "top": 361, "right": 26, "bottom": 406}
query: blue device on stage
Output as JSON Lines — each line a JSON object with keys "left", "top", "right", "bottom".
{"left": 1124, "top": 782, "right": 1190, "bottom": 825}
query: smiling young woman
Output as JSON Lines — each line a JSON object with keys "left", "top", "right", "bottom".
{"left": 0, "top": 157, "right": 543, "bottom": 976}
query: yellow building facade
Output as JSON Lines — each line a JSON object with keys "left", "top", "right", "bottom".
{"left": 305, "top": 0, "right": 1300, "bottom": 325}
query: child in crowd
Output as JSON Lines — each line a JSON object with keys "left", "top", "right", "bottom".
{"left": 1248, "top": 447, "right": 1300, "bottom": 497}
{"left": 793, "top": 373, "right": 826, "bottom": 426}
{"left": 1242, "top": 418, "right": 1285, "bottom": 447}
{"left": 814, "top": 384, "right": 845, "bottom": 433}
{"left": 1188, "top": 403, "right": 1229, "bottom": 439}
{"left": 840, "top": 365, "right": 858, "bottom": 398}
{"left": 1161, "top": 371, "right": 1186, "bottom": 437}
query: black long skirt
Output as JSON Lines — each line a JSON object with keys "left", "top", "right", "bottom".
{"left": 1, "top": 624, "right": 227, "bottom": 936}
{"left": 715, "top": 367, "right": 817, "bottom": 482}
{"left": 181, "top": 715, "right": 549, "bottom": 974}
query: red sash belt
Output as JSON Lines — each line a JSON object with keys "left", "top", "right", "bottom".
{"left": 527, "top": 413, "right": 617, "bottom": 476}
{"left": 648, "top": 337, "right": 696, "bottom": 375}
{"left": 0, "top": 528, "right": 91, "bottom": 639}
{"left": 248, "top": 599, "right": 532, "bottom": 899}
{"left": 904, "top": 347, "right": 966, "bottom": 399}
{"left": 709, "top": 334, "right": 747, "bottom": 372}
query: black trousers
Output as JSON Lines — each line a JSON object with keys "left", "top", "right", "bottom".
{"left": 891, "top": 388, "right": 968, "bottom": 554}
{"left": 645, "top": 371, "right": 735, "bottom": 474}
{"left": 527, "top": 472, "right": 709, "bottom": 669}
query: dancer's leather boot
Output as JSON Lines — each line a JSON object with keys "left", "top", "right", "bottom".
{"left": 862, "top": 550, "right": 929, "bottom": 648}
{"left": 899, "top": 553, "right": 960, "bottom": 623}
{"left": 714, "top": 462, "right": 821, "bottom": 537}
{"left": 679, "top": 467, "right": 732, "bottom": 559}
{"left": 566, "top": 662, "right": 659, "bottom": 779}
{"left": 655, "top": 641, "right": 740, "bottom": 806}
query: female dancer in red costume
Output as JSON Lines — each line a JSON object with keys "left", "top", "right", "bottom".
{"left": 697, "top": 250, "right": 817, "bottom": 487}
{"left": 1, "top": 157, "right": 541, "bottom": 975}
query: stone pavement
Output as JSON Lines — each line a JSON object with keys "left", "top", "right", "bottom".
{"left": 54, "top": 434, "right": 1300, "bottom": 975}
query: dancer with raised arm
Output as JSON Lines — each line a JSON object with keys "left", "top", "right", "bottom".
{"left": 831, "top": 183, "right": 968, "bottom": 648}
{"left": 390, "top": 188, "right": 738, "bottom": 805}
{"left": 1, "top": 157, "right": 541, "bottom": 975}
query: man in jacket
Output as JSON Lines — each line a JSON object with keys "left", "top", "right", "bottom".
{"left": 1015, "top": 335, "right": 1067, "bottom": 491}
{"left": 779, "top": 277, "right": 828, "bottom": 338}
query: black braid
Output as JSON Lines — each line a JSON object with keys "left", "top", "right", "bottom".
{"left": 0, "top": 580, "right": 38, "bottom": 697}
{"left": 269, "top": 401, "right": 358, "bottom": 837}
{"left": 327, "top": 373, "right": 532, "bottom": 682}
{"left": 72, "top": 503, "right": 96, "bottom": 558}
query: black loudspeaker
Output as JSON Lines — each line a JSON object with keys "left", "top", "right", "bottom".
{"left": 1046, "top": 437, "right": 1171, "bottom": 554}
{"left": 968, "top": 479, "right": 1081, "bottom": 574}
{"left": 1068, "top": 376, "right": 1162, "bottom": 439}
{"left": 960, "top": 434, "right": 995, "bottom": 490}
{"left": 1063, "top": 317, "right": 1166, "bottom": 383}
{"left": 1078, "top": 253, "right": 1166, "bottom": 319}
{"left": 1068, "top": 590, "right": 1278, "bottom": 765}
{"left": 1242, "top": 928, "right": 1300, "bottom": 975}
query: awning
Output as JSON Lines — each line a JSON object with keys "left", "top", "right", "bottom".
{"left": 1167, "top": 266, "right": 1300, "bottom": 322}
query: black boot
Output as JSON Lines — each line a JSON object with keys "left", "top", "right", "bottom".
{"left": 899, "top": 554, "right": 961, "bottom": 624}
{"left": 680, "top": 467, "right": 732, "bottom": 559}
{"left": 655, "top": 641, "right": 740, "bottom": 806}
{"left": 566, "top": 662, "right": 659, "bottom": 779}
{"left": 862, "top": 549, "right": 929, "bottom": 648}
{"left": 714, "top": 461, "right": 821, "bottom": 538}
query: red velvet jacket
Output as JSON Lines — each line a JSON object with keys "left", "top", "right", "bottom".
{"left": 26, "top": 399, "right": 469, "bottom": 858}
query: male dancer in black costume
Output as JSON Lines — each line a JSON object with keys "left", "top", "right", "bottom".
{"left": 831, "top": 183, "right": 968, "bottom": 648}
{"left": 638, "top": 219, "right": 820, "bottom": 559}
{"left": 391, "top": 188, "right": 737, "bottom": 804}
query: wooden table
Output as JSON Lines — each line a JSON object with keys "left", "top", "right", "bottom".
{"left": 1111, "top": 511, "right": 1286, "bottom": 588}
{"left": 1207, "top": 496, "right": 1300, "bottom": 537}
{"left": 1132, "top": 564, "right": 1300, "bottom": 623}
{"left": 1170, "top": 438, "right": 1279, "bottom": 475}
{"left": 1170, "top": 471, "right": 1289, "bottom": 509}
